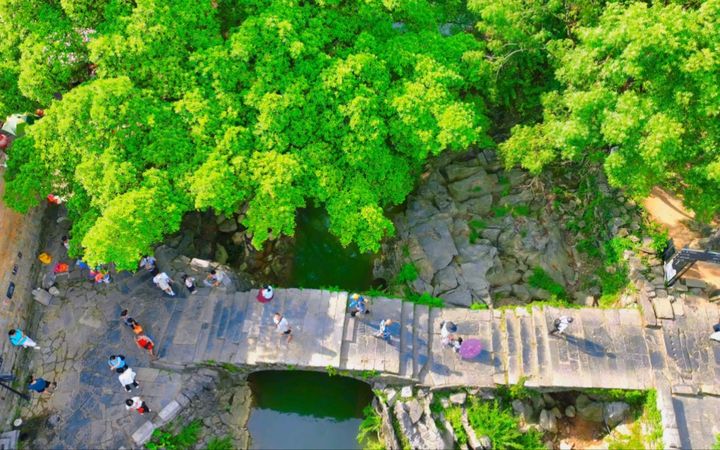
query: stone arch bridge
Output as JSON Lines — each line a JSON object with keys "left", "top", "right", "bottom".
{"left": 148, "top": 287, "right": 719, "bottom": 449}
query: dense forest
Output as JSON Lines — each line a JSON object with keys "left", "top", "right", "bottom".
{"left": 1, "top": 0, "right": 718, "bottom": 269}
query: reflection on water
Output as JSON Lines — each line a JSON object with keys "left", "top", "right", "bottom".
{"left": 290, "top": 207, "right": 374, "bottom": 291}
{"left": 247, "top": 371, "right": 373, "bottom": 450}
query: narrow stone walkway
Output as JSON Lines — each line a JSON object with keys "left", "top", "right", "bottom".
{"left": 20, "top": 253, "right": 720, "bottom": 449}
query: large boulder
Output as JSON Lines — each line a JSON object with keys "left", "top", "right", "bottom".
{"left": 432, "top": 266, "right": 460, "bottom": 295}
{"left": 576, "top": 395, "right": 604, "bottom": 422}
{"left": 442, "top": 285, "right": 473, "bottom": 307}
{"left": 539, "top": 409, "right": 558, "bottom": 433}
{"left": 603, "top": 402, "right": 630, "bottom": 428}
{"left": 413, "top": 219, "right": 458, "bottom": 273}
{"left": 448, "top": 169, "right": 501, "bottom": 202}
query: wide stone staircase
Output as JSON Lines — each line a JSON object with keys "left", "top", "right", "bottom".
{"left": 152, "top": 288, "right": 659, "bottom": 391}
{"left": 144, "top": 286, "right": 720, "bottom": 449}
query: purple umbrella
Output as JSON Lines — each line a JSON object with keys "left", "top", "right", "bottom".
{"left": 459, "top": 338, "right": 483, "bottom": 359}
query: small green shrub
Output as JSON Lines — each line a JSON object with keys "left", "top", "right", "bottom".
{"left": 326, "top": 365, "right": 338, "bottom": 377}
{"left": 445, "top": 406, "right": 467, "bottom": 447}
{"left": 207, "top": 436, "right": 233, "bottom": 450}
{"left": 146, "top": 420, "right": 201, "bottom": 450}
{"left": 512, "top": 204, "right": 531, "bottom": 217}
{"left": 528, "top": 267, "right": 567, "bottom": 300}
{"left": 470, "top": 302, "right": 488, "bottom": 310}
{"left": 712, "top": 434, "right": 720, "bottom": 450}
{"left": 466, "top": 398, "right": 544, "bottom": 450}
{"left": 492, "top": 205, "right": 510, "bottom": 217}
{"left": 469, "top": 219, "right": 487, "bottom": 244}
{"left": 395, "top": 263, "right": 419, "bottom": 284}
{"left": 496, "top": 377, "right": 538, "bottom": 402}
{"left": 405, "top": 290, "right": 444, "bottom": 308}
{"left": 357, "top": 404, "right": 384, "bottom": 449}
{"left": 220, "top": 362, "right": 239, "bottom": 373}
{"left": 360, "top": 370, "right": 379, "bottom": 380}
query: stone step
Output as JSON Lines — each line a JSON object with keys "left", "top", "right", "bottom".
{"left": 505, "top": 311, "right": 521, "bottom": 385}
{"left": 412, "top": 304, "right": 429, "bottom": 379}
{"left": 531, "top": 306, "right": 552, "bottom": 387}
{"left": 418, "top": 305, "right": 435, "bottom": 382}
{"left": 399, "top": 301, "right": 415, "bottom": 379}
{"left": 157, "top": 294, "right": 209, "bottom": 363}
{"left": 192, "top": 293, "right": 224, "bottom": 362}
{"left": 227, "top": 292, "right": 251, "bottom": 345}
{"left": 215, "top": 294, "right": 250, "bottom": 363}
{"left": 517, "top": 310, "right": 538, "bottom": 383}
{"left": 491, "top": 309, "right": 507, "bottom": 384}
{"left": 119, "top": 270, "right": 154, "bottom": 295}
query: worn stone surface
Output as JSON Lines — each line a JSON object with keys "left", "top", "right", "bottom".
{"left": 604, "top": 402, "right": 630, "bottom": 428}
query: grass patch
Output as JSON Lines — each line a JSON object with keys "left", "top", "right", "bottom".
{"left": 470, "top": 302, "right": 488, "bottom": 310}
{"left": 392, "top": 412, "right": 411, "bottom": 450}
{"left": 712, "top": 434, "right": 720, "bottom": 450}
{"left": 207, "top": 436, "right": 233, "bottom": 450}
{"left": 492, "top": 205, "right": 510, "bottom": 217}
{"left": 528, "top": 267, "right": 568, "bottom": 300}
{"left": 146, "top": 420, "right": 201, "bottom": 450}
{"left": 395, "top": 263, "right": 419, "bottom": 284}
{"left": 404, "top": 289, "right": 444, "bottom": 307}
{"left": 496, "top": 377, "right": 539, "bottom": 402}
{"left": 466, "top": 398, "right": 544, "bottom": 450}
{"left": 445, "top": 406, "right": 468, "bottom": 447}
{"left": 357, "top": 404, "right": 385, "bottom": 450}
{"left": 512, "top": 204, "right": 531, "bottom": 217}
{"left": 469, "top": 219, "right": 486, "bottom": 244}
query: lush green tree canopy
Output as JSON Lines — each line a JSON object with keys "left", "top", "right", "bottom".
{"left": 500, "top": 0, "right": 720, "bottom": 219}
{"left": 3, "top": 0, "right": 492, "bottom": 269}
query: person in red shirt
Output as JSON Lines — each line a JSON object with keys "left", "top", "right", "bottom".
{"left": 135, "top": 335, "right": 156, "bottom": 358}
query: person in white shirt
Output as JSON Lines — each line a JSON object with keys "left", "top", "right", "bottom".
{"left": 153, "top": 272, "right": 175, "bottom": 296}
{"left": 549, "top": 316, "right": 573, "bottom": 336}
{"left": 118, "top": 367, "right": 139, "bottom": 392}
{"left": 182, "top": 274, "right": 197, "bottom": 295}
{"left": 273, "top": 312, "right": 292, "bottom": 343}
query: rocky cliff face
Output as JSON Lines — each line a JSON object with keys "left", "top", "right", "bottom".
{"left": 375, "top": 150, "right": 641, "bottom": 308}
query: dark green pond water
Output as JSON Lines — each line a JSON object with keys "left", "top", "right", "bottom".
{"left": 247, "top": 371, "right": 373, "bottom": 449}
{"left": 290, "top": 208, "right": 374, "bottom": 291}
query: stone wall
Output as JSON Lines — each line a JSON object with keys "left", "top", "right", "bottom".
{"left": 374, "top": 150, "right": 645, "bottom": 308}
{"left": 0, "top": 178, "right": 46, "bottom": 425}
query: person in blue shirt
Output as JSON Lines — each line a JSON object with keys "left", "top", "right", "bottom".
{"left": 8, "top": 329, "right": 40, "bottom": 350}
{"left": 108, "top": 355, "right": 127, "bottom": 373}
{"left": 28, "top": 375, "right": 56, "bottom": 395}
{"left": 349, "top": 294, "right": 370, "bottom": 317}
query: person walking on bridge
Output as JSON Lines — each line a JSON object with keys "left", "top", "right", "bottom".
{"left": 549, "top": 316, "right": 573, "bottom": 336}
{"left": 153, "top": 272, "right": 175, "bottom": 296}
{"left": 273, "top": 312, "right": 293, "bottom": 344}
{"left": 8, "top": 329, "right": 40, "bottom": 350}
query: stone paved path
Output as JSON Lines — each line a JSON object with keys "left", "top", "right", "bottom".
{"left": 18, "top": 238, "right": 720, "bottom": 450}
{"left": 155, "top": 289, "right": 720, "bottom": 450}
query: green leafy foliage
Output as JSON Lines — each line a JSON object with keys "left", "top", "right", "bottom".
{"left": 207, "top": 436, "right": 233, "bottom": 450}
{"left": 466, "top": 398, "right": 544, "bottom": 450}
{"left": 395, "top": 263, "right": 419, "bottom": 284}
{"left": 146, "top": 420, "right": 201, "bottom": 450}
{"left": 405, "top": 290, "right": 445, "bottom": 308}
{"left": 469, "top": 219, "right": 486, "bottom": 244}
{"left": 528, "top": 267, "right": 567, "bottom": 300}
{"left": 500, "top": 1, "right": 720, "bottom": 221}
{"left": 444, "top": 406, "right": 468, "bottom": 447}
{"left": 357, "top": 404, "right": 385, "bottom": 450}
{"left": 3, "top": 0, "right": 493, "bottom": 268}
{"left": 712, "top": 434, "right": 720, "bottom": 450}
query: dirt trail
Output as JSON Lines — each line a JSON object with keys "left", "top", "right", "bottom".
{"left": 643, "top": 186, "right": 720, "bottom": 291}
{"left": 0, "top": 172, "right": 27, "bottom": 273}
